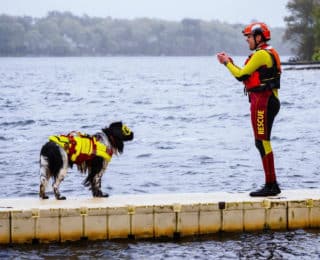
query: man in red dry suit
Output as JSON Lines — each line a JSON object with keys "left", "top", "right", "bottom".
{"left": 217, "top": 22, "right": 281, "bottom": 197}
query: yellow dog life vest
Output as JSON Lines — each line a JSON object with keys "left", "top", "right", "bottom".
{"left": 49, "top": 132, "right": 113, "bottom": 164}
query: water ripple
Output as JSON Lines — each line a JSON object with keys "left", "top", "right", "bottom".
{"left": 0, "top": 120, "right": 35, "bottom": 127}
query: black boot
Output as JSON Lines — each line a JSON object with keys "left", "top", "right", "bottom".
{"left": 250, "top": 182, "right": 281, "bottom": 197}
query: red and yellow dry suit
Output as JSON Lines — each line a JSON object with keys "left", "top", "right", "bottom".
{"left": 225, "top": 44, "right": 281, "bottom": 184}
{"left": 49, "top": 132, "right": 113, "bottom": 164}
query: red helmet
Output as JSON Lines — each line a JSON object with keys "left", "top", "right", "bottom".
{"left": 242, "top": 22, "right": 271, "bottom": 41}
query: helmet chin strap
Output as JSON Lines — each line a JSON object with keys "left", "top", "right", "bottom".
{"left": 254, "top": 35, "right": 263, "bottom": 49}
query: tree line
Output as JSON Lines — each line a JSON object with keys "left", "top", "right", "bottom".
{"left": 0, "top": 11, "right": 293, "bottom": 57}
{"left": 285, "top": 0, "right": 320, "bottom": 61}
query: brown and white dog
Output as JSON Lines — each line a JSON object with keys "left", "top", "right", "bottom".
{"left": 39, "top": 122, "right": 133, "bottom": 200}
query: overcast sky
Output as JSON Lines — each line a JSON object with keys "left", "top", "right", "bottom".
{"left": 0, "top": 0, "right": 289, "bottom": 27}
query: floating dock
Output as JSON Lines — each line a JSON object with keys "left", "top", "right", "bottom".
{"left": 1, "top": 190, "right": 320, "bottom": 244}
{"left": 282, "top": 61, "right": 320, "bottom": 70}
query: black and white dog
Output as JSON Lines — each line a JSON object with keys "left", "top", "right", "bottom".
{"left": 39, "top": 122, "right": 133, "bottom": 200}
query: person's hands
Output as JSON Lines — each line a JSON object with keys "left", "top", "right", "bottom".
{"left": 217, "top": 52, "right": 231, "bottom": 65}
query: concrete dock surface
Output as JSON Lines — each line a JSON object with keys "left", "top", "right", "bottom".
{"left": 1, "top": 189, "right": 320, "bottom": 244}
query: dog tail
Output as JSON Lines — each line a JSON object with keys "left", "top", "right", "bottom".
{"left": 40, "top": 141, "right": 63, "bottom": 179}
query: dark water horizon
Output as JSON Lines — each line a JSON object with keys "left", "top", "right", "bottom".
{"left": 0, "top": 56, "right": 319, "bottom": 258}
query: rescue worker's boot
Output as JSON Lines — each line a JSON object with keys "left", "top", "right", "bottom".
{"left": 250, "top": 182, "right": 281, "bottom": 197}
{"left": 250, "top": 151, "right": 281, "bottom": 196}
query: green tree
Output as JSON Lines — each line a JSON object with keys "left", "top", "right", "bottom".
{"left": 0, "top": 15, "right": 26, "bottom": 55}
{"left": 313, "top": 0, "right": 320, "bottom": 60}
{"left": 284, "top": 0, "right": 318, "bottom": 61}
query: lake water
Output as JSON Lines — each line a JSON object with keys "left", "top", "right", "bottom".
{"left": 0, "top": 57, "right": 319, "bottom": 259}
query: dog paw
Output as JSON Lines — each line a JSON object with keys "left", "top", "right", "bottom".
{"left": 40, "top": 195, "right": 49, "bottom": 199}
{"left": 57, "top": 196, "right": 66, "bottom": 200}
{"left": 102, "top": 193, "right": 109, "bottom": 197}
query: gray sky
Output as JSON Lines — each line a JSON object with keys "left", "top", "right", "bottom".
{"left": 0, "top": 0, "right": 289, "bottom": 27}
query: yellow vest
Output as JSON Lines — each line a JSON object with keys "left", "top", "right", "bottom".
{"left": 49, "top": 132, "right": 112, "bottom": 163}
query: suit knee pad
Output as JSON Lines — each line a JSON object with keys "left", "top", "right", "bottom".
{"left": 255, "top": 139, "right": 272, "bottom": 157}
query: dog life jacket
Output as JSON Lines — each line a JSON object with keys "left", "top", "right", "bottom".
{"left": 49, "top": 132, "right": 113, "bottom": 164}
{"left": 243, "top": 44, "right": 281, "bottom": 92}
